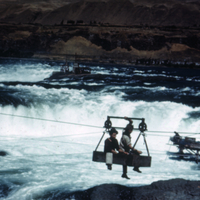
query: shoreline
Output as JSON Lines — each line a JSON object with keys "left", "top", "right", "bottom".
{"left": 0, "top": 55, "right": 200, "bottom": 70}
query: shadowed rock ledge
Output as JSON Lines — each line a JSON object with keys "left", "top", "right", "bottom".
{"left": 39, "top": 179, "right": 200, "bottom": 200}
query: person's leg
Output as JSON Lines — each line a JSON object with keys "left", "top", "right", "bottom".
{"left": 122, "top": 165, "right": 130, "bottom": 179}
{"left": 106, "top": 164, "right": 112, "bottom": 170}
{"left": 133, "top": 166, "right": 142, "bottom": 173}
{"left": 131, "top": 150, "right": 142, "bottom": 173}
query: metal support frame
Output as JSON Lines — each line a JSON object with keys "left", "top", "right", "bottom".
{"left": 185, "top": 148, "right": 200, "bottom": 163}
{"left": 133, "top": 131, "right": 150, "bottom": 157}
{"left": 96, "top": 116, "right": 150, "bottom": 156}
{"left": 93, "top": 116, "right": 151, "bottom": 167}
{"left": 95, "top": 131, "right": 106, "bottom": 151}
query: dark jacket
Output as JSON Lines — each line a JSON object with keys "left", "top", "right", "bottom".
{"left": 104, "top": 138, "right": 120, "bottom": 153}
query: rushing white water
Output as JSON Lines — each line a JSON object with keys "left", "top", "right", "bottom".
{"left": 0, "top": 60, "right": 200, "bottom": 199}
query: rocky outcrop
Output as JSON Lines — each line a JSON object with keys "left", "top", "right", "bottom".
{"left": 1, "top": 178, "right": 199, "bottom": 199}
{"left": 87, "top": 179, "right": 200, "bottom": 200}
{"left": 40, "top": 179, "right": 200, "bottom": 200}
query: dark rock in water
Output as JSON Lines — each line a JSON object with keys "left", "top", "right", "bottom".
{"left": 0, "top": 183, "right": 12, "bottom": 198}
{"left": 88, "top": 184, "right": 130, "bottom": 200}
{"left": 0, "top": 151, "right": 7, "bottom": 156}
{"left": 132, "top": 179, "right": 200, "bottom": 200}
{"left": 86, "top": 179, "right": 200, "bottom": 200}
{"left": 40, "top": 178, "right": 200, "bottom": 200}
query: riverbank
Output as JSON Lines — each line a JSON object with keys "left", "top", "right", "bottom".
{"left": 1, "top": 54, "right": 200, "bottom": 70}
{"left": 0, "top": 22, "right": 200, "bottom": 69}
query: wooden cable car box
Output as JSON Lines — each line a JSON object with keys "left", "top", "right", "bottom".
{"left": 93, "top": 151, "right": 151, "bottom": 167}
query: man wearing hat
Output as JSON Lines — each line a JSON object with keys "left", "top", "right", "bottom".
{"left": 120, "top": 117, "right": 142, "bottom": 179}
{"left": 104, "top": 127, "right": 124, "bottom": 170}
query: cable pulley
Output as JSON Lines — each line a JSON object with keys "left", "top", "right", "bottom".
{"left": 104, "top": 117, "right": 112, "bottom": 130}
{"left": 139, "top": 119, "right": 147, "bottom": 132}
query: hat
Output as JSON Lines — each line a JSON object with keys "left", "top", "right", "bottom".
{"left": 125, "top": 124, "right": 134, "bottom": 131}
{"left": 109, "top": 127, "right": 118, "bottom": 135}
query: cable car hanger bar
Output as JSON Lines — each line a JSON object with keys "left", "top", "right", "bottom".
{"left": 111, "top": 127, "right": 140, "bottom": 130}
{"left": 104, "top": 116, "right": 147, "bottom": 132}
{"left": 107, "top": 116, "right": 144, "bottom": 121}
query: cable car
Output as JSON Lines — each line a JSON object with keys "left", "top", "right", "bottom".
{"left": 92, "top": 116, "right": 152, "bottom": 168}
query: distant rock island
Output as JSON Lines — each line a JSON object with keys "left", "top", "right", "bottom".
{"left": 0, "top": 0, "right": 200, "bottom": 67}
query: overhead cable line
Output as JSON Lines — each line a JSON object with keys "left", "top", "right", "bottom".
{"left": 0, "top": 131, "right": 102, "bottom": 140}
{"left": 0, "top": 112, "right": 199, "bottom": 136}
{"left": 146, "top": 130, "right": 200, "bottom": 135}
{"left": 10, "top": 152, "right": 92, "bottom": 158}
{"left": 36, "top": 132, "right": 102, "bottom": 139}
{"left": 0, "top": 112, "right": 103, "bottom": 129}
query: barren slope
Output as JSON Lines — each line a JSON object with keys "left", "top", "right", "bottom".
{"left": 0, "top": 0, "right": 200, "bottom": 66}
{"left": 0, "top": 0, "right": 200, "bottom": 26}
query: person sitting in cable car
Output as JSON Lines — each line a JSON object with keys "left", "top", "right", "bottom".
{"left": 119, "top": 117, "right": 142, "bottom": 179}
{"left": 104, "top": 127, "right": 124, "bottom": 170}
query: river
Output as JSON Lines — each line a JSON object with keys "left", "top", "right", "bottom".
{"left": 0, "top": 59, "right": 199, "bottom": 199}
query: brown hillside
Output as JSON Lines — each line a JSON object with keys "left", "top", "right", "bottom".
{"left": 0, "top": 0, "right": 200, "bottom": 26}
{"left": 0, "top": 0, "right": 200, "bottom": 66}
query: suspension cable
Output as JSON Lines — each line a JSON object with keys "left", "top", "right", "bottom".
{"left": 0, "top": 112, "right": 199, "bottom": 136}
{"left": 146, "top": 130, "right": 200, "bottom": 135}
{"left": 0, "top": 112, "right": 103, "bottom": 129}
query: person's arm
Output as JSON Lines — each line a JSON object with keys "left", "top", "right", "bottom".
{"left": 124, "top": 116, "right": 133, "bottom": 124}
{"left": 128, "top": 144, "right": 142, "bottom": 154}
{"left": 111, "top": 149, "right": 118, "bottom": 154}
{"left": 118, "top": 148, "right": 129, "bottom": 155}
{"left": 116, "top": 139, "right": 129, "bottom": 155}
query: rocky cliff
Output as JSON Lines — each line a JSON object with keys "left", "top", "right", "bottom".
{"left": 0, "top": 0, "right": 200, "bottom": 67}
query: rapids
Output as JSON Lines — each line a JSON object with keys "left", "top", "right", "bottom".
{"left": 0, "top": 59, "right": 199, "bottom": 199}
